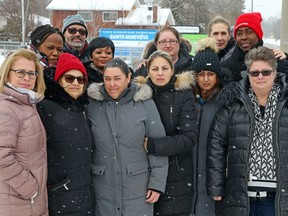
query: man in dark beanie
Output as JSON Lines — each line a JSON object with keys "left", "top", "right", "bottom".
{"left": 221, "top": 12, "right": 288, "bottom": 82}
{"left": 62, "top": 14, "right": 90, "bottom": 65}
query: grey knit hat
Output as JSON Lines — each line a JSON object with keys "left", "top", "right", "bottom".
{"left": 192, "top": 37, "right": 222, "bottom": 76}
{"left": 62, "top": 14, "right": 88, "bottom": 36}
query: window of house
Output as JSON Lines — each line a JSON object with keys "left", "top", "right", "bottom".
{"left": 78, "top": 12, "right": 93, "bottom": 22}
{"left": 102, "top": 12, "right": 118, "bottom": 22}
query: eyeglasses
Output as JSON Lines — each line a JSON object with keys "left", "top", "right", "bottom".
{"left": 67, "top": 28, "right": 87, "bottom": 36}
{"left": 248, "top": 70, "right": 273, "bottom": 77}
{"left": 64, "top": 74, "right": 86, "bottom": 84}
{"left": 10, "top": 69, "right": 38, "bottom": 79}
{"left": 157, "top": 39, "right": 178, "bottom": 46}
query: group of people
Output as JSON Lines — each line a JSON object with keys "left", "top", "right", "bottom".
{"left": 0, "top": 11, "right": 288, "bottom": 216}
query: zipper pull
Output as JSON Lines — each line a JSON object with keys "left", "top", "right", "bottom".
{"left": 170, "top": 105, "right": 173, "bottom": 113}
{"left": 64, "top": 183, "right": 69, "bottom": 190}
{"left": 31, "top": 191, "right": 37, "bottom": 204}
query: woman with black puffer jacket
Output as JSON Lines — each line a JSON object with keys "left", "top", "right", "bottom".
{"left": 136, "top": 50, "right": 199, "bottom": 216}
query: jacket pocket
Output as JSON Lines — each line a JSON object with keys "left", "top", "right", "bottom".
{"left": 91, "top": 164, "right": 106, "bottom": 176}
{"left": 48, "top": 177, "right": 71, "bottom": 192}
{"left": 126, "top": 161, "right": 150, "bottom": 176}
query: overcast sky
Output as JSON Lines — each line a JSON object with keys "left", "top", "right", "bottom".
{"left": 244, "top": 0, "right": 282, "bottom": 19}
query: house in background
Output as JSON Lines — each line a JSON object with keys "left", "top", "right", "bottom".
{"left": 46, "top": 0, "right": 175, "bottom": 40}
{"left": 46, "top": 0, "right": 175, "bottom": 67}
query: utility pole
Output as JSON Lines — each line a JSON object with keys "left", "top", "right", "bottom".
{"left": 280, "top": 0, "right": 288, "bottom": 51}
{"left": 251, "top": 0, "right": 253, "bottom": 12}
{"left": 21, "top": 0, "right": 25, "bottom": 47}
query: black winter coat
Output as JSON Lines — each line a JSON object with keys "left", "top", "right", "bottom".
{"left": 221, "top": 40, "right": 288, "bottom": 82}
{"left": 63, "top": 42, "right": 91, "bottom": 65}
{"left": 85, "top": 63, "right": 104, "bottom": 85}
{"left": 207, "top": 73, "right": 288, "bottom": 216}
{"left": 145, "top": 72, "right": 199, "bottom": 216}
{"left": 37, "top": 85, "right": 95, "bottom": 216}
{"left": 217, "top": 38, "right": 235, "bottom": 61}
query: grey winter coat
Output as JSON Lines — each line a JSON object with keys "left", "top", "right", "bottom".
{"left": 195, "top": 95, "right": 220, "bottom": 216}
{"left": 87, "top": 82, "right": 168, "bottom": 216}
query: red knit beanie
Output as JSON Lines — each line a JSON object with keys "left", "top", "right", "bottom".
{"left": 234, "top": 12, "right": 263, "bottom": 40}
{"left": 54, "top": 53, "right": 87, "bottom": 81}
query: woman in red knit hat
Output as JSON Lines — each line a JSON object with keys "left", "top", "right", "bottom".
{"left": 37, "top": 53, "right": 95, "bottom": 215}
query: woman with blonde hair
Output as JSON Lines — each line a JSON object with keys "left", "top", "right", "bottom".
{"left": 0, "top": 49, "right": 48, "bottom": 216}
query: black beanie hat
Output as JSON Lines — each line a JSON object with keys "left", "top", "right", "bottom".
{"left": 29, "top": 24, "right": 65, "bottom": 48}
{"left": 89, "top": 37, "right": 115, "bottom": 57}
{"left": 192, "top": 37, "right": 221, "bottom": 76}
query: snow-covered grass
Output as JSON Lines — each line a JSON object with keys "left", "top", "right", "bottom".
{"left": 0, "top": 54, "right": 5, "bottom": 66}
{"left": 0, "top": 38, "right": 282, "bottom": 67}
{"left": 263, "top": 38, "right": 280, "bottom": 49}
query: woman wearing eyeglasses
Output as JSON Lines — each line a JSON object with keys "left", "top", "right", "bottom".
{"left": 207, "top": 46, "right": 288, "bottom": 216}
{"left": 135, "top": 26, "right": 194, "bottom": 77}
{"left": 37, "top": 53, "right": 95, "bottom": 215}
{"left": 0, "top": 49, "right": 48, "bottom": 215}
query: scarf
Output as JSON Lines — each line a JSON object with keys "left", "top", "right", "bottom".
{"left": 6, "top": 82, "right": 42, "bottom": 104}
{"left": 248, "top": 84, "right": 280, "bottom": 185}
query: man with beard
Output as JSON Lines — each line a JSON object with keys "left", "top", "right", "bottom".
{"left": 62, "top": 14, "right": 91, "bottom": 64}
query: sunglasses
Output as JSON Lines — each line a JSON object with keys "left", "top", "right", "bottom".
{"left": 10, "top": 69, "right": 38, "bottom": 79}
{"left": 248, "top": 70, "right": 273, "bottom": 77}
{"left": 64, "top": 74, "right": 86, "bottom": 84}
{"left": 67, "top": 28, "right": 87, "bottom": 36}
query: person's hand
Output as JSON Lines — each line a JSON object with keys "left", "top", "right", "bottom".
{"left": 136, "top": 59, "right": 148, "bottom": 70}
{"left": 143, "top": 137, "right": 148, "bottom": 152}
{"left": 146, "top": 189, "right": 160, "bottom": 203}
{"left": 213, "top": 196, "right": 222, "bottom": 201}
{"left": 273, "top": 48, "right": 286, "bottom": 59}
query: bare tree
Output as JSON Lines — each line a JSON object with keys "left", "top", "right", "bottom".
{"left": 158, "top": 0, "right": 245, "bottom": 33}
{"left": 0, "top": 0, "right": 51, "bottom": 41}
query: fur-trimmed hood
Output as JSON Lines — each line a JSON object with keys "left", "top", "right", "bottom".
{"left": 134, "top": 71, "right": 195, "bottom": 91}
{"left": 87, "top": 81, "right": 153, "bottom": 102}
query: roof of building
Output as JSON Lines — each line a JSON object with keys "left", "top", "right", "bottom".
{"left": 46, "top": 0, "right": 174, "bottom": 26}
{"left": 46, "top": 0, "right": 140, "bottom": 11}
{"left": 115, "top": 6, "right": 175, "bottom": 26}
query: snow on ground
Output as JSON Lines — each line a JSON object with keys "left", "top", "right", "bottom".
{"left": 0, "top": 38, "right": 282, "bottom": 67}
{"left": 0, "top": 54, "right": 5, "bottom": 66}
{"left": 263, "top": 38, "right": 281, "bottom": 49}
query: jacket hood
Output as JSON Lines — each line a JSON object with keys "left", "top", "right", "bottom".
{"left": 134, "top": 71, "right": 195, "bottom": 91}
{"left": 87, "top": 81, "right": 153, "bottom": 101}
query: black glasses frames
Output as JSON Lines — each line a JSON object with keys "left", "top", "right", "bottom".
{"left": 10, "top": 69, "right": 38, "bottom": 79}
{"left": 67, "top": 28, "right": 87, "bottom": 36}
{"left": 248, "top": 70, "right": 273, "bottom": 77}
{"left": 64, "top": 74, "right": 86, "bottom": 84}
